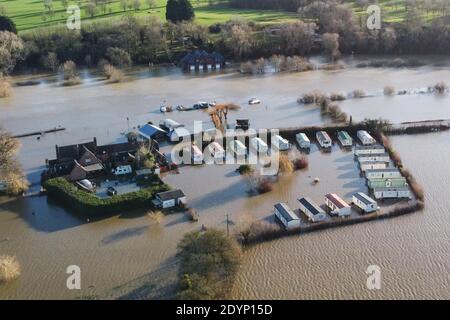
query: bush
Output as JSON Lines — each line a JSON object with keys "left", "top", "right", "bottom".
{"left": 352, "top": 89, "right": 365, "bottom": 98}
{"left": 0, "top": 255, "right": 21, "bottom": 283}
{"left": 278, "top": 154, "right": 294, "bottom": 175}
{"left": 103, "top": 64, "right": 125, "bottom": 83}
{"left": 329, "top": 92, "right": 346, "bottom": 101}
{"left": 256, "top": 178, "right": 273, "bottom": 194}
{"left": 148, "top": 210, "right": 164, "bottom": 224}
{"left": 293, "top": 155, "right": 308, "bottom": 170}
{"left": 237, "top": 164, "right": 253, "bottom": 175}
{"left": 236, "top": 219, "right": 281, "bottom": 244}
{"left": 176, "top": 229, "right": 242, "bottom": 299}
{"left": 434, "top": 81, "right": 448, "bottom": 94}
{"left": 0, "top": 77, "right": 12, "bottom": 97}
{"left": 383, "top": 85, "right": 395, "bottom": 96}
{"left": 186, "top": 208, "right": 199, "bottom": 222}
{"left": 44, "top": 177, "right": 169, "bottom": 216}
{"left": 299, "top": 90, "right": 325, "bottom": 104}
{"left": 106, "top": 47, "right": 132, "bottom": 68}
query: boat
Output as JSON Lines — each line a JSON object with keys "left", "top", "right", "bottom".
{"left": 248, "top": 98, "right": 261, "bottom": 105}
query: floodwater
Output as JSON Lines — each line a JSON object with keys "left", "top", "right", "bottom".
{"left": 0, "top": 62, "right": 449, "bottom": 299}
{"left": 232, "top": 132, "right": 450, "bottom": 299}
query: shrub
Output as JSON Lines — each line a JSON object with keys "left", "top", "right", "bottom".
{"left": 44, "top": 177, "right": 169, "bottom": 216}
{"left": 256, "top": 178, "right": 273, "bottom": 194}
{"left": 293, "top": 156, "right": 308, "bottom": 170}
{"left": 103, "top": 64, "right": 125, "bottom": 83}
{"left": 176, "top": 229, "right": 242, "bottom": 299}
{"left": 383, "top": 85, "right": 395, "bottom": 96}
{"left": 299, "top": 90, "right": 325, "bottom": 104}
{"left": 0, "top": 255, "right": 21, "bottom": 283}
{"left": 329, "top": 92, "right": 346, "bottom": 101}
{"left": 236, "top": 219, "right": 281, "bottom": 244}
{"left": 239, "top": 61, "right": 254, "bottom": 74}
{"left": 148, "top": 210, "right": 164, "bottom": 224}
{"left": 434, "top": 81, "right": 448, "bottom": 94}
{"left": 278, "top": 154, "right": 294, "bottom": 175}
{"left": 0, "top": 77, "right": 12, "bottom": 97}
{"left": 237, "top": 164, "right": 253, "bottom": 175}
{"left": 61, "top": 60, "right": 81, "bottom": 86}
{"left": 186, "top": 208, "right": 199, "bottom": 222}
{"left": 352, "top": 89, "right": 365, "bottom": 98}
{"left": 105, "top": 47, "right": 132, "bottom": 68}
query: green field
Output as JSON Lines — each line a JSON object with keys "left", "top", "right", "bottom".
{"left": 0, "top": 0, "right": 298, "bottom": 32}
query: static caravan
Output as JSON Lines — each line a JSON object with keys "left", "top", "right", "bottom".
{"left": 208, "top": 141, "right": 225, "bottom": 159}
{"left": 191, "top": 144, "right": 203, "bottom": 164}
{"left": 368, "top": 177, "right": 407, "bottom": 189}
{"left": 325, "top": 193, "right": 351, "bottom": 217}
{"left": 296, "top": 133, "right": 310, "bottom": 149}
{"left": 365, "top": 168, "right": 402, "bottom": 179}
{"left": 272, "top": 135, "right": 290, "bottom": 151}
{"left": 352, "top": 192, "right": 378, "bottom": 213}
{"left": 372, "top": 187, "right": 411, "bottom": 199}
{"left": 354, "top": 144, "right": 385, "bottom": 155}
{"left": 159, "top": 119, "right": 183, "bottom": 131}
{"left": 316, "top": 131, "right": 332, "bottom": 148}
{"left": 357, "top": 130, "right": 376, "bottom": 145}
{"left": 229, "top": 140, "right": 247, "bottom": 156}
{"left": 154, "top": 189, "right": 187, "bottom": 208}
{"left": 169, "top": 127, "right": 191, "bottom": 142}
{"left": 337, "top": 131, "right": 352, "bottom": 147}
{"left": 359, "top": 161, "right": 389, "bottom": 172}
{"left": 357, "top": 152, "right": 390, "bottom": 163}
{"left": 298, "top": 197, "right": 326, "bottom": 222}
{"left": 250, "top": 137, "right": 268, "bottom": 153}
{"left": 274, "top": 202, "right": 301, "bottom": 230}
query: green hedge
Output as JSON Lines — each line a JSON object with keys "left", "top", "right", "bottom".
{"left": 44, "top": 177, "right": 169, "bottom": 216}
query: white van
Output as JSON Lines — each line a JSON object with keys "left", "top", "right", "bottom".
{"left": 272, "top": 135, "right": 290, "bottom": 151}
{"left": 230, "top": 140, "right": 247, "bottom": 156}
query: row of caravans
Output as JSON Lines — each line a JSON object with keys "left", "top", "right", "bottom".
{"left": 189, "top": 134, "right": 290, "bottom": 163}
{"left": 275, "top": 192, "right": 379, "bottom": 229}
{"left": 295, "top": 130, "right": 353, "bottom": 150}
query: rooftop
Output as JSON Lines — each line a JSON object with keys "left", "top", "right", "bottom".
{"left": 156, "top": 189, "right": 185, "bottom": 201}
{"left": 274, "top": 202, "right": 299, "bottom": 222}
{"left": 298, "top": 197, "right": 325, "bottom": 216}
{"left": 325, "top": 193, "right": 350, "bottom": 209}
{"left": 353, "top": 192, "right": 377, "bottom": 206}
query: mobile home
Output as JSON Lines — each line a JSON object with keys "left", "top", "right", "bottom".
{"left": 191, "top": 144, "right": 203, "bottom": 164}
{"left": 359, "top": 161, "right": 389, "bottom": 172}
{"left": 357, "top": 152, "right": 390, "bottom": 163}
{"left": 296, "top": 133, "right": 310, "bottom": 149}
{"left": 316, "top": 131, "right": 332, "bottom": 148}
{"left": 298, "top": 197, "right": 326, "bottom": 222}
{"left": 229, "top": 140, "right": 247, "bottom": 156}
{"left": 274, "top": 202, "right": 301, "bottom": 229}
{"left": 208, "top": 141, "right": 225, "bottom": 159}
{"left": 159, "top": 119, "right": 183, "bottom": 131}
{"left": 325, "top": 193, "right": 351, "bottom": 217}
{"left": 354, "top": 144, "right": 385, "bottom": 155}
{"left": 250, "top": 137, "right": 268, "bottom": 153}
{"left": 154, "top": 189, "right": 187, "bottom": 208}
{"left": 368, "top": 177, "right": 407, "bottom": 189}
{"left": 372, "top": 187, "right": 411, "bottom": 199}
{"left": 169, "top": 127, "right": 191, "bottom": 142}
{"left": 272, "top": 135, "right": 290, "bottom": 151}
{"left": 365, "top": 168, "right": 402, "bottom": 179}
{"left": 357, "top": 130, "right": 376, "bottom": 145}
{"left": 352, "top": 192, "right": 378, "bottom": 213}
{"left": 337, "top": 131, "right": 352, "bottom": 147}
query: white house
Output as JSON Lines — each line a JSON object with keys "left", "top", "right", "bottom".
{"left": 296, "top": 133, "right": 310, "bottom": 149}
{"left": 359, "top": 161, "right": 389, "bottom": 172}
{"left": 153, "top": 189, "right": 187, "bottom": 208}
{"left": 274, "top": 202, "right": 301, "bottom": 229}
{"left": 324, "top": 193, "right": 351, "bottom": 217}
{"left": 298, "top": 197, "right": 326, "bottom": 222}
{"left": 250, "top": 137, "right": 268, "bottom": 153}
{"left": 354, "top": 144, "right": 385, "bottom": 155}
{"left": 352, "top": 192, "right": 378, "bottom": 213}
{"left": 372, "top": 187, "right": 411, "bottom": 199}
{"left": 272, "top": 135, "right": 290, "bottom": 151}
{"left": 357, "top": 153, "right": 390, "bottom": 163}
{"left": 357, "top": 130, "right": 376, "bottom": 145}
{"left": 365, "top": 168, "right": 402, "bottom": 179}
{"left": 316, "top": 131, "right": 332, "bottom": 148}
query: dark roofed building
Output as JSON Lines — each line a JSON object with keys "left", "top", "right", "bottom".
{"left": 180, "top": 50, "right": 225, "bottom": 72}
{"left": 153, "top": 189, "right": 187, "bottom": 209}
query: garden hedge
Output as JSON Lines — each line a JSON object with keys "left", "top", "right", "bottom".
{"left": 44, "top": 177, "right": 169, "bottom": 216}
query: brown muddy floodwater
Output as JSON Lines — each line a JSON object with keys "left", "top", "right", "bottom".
{"left": 0, "top": 63, "right": 449, "bottom": 299}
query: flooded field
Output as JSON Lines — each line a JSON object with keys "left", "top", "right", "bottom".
{"left": 0, "top": 64, "right": 449, "bottom": 299}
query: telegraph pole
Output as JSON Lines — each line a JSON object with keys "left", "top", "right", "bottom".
{"left": 226, "top": 214, "right": 230, "bottom": 236}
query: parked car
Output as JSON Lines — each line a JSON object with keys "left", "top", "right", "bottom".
{"left": 107, "top": 187, "right": 117, "bottom": 196}
{"left": 248, "top": 98, "right": 261, "bottom": 105}
{"left": 113, "top": 165, "right": 132, "bottom": 176}
{"left": 176, "top": 105, "right": 185, "bottom": 111}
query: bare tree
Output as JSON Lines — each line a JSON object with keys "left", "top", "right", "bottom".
{"left": 322, "top": 32, "right": 340, "bottom": 61}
